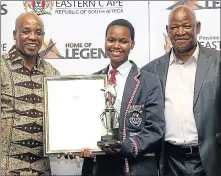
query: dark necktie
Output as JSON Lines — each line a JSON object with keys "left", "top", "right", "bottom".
{"left": 109, "top": 69, "right": 118, "bottom": 85}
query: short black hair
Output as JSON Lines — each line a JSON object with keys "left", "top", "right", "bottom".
{"left": 105, "top": 19, "right": 135, "bottom": 42}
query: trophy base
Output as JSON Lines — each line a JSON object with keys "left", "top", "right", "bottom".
{"left": 97, "top": 135, "right": 120, "bottom": 148}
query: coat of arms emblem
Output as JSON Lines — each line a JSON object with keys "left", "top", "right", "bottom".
{"left": 23, "top": 0, "right": 54, "bottom": 15}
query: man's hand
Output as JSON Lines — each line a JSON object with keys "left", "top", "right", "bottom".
{"left": 59, "top": 148, "right": 94, "bottom": 163}
{"left": 99, "top": 141, "right": 122, "bottom": 153}
{"left": 79, "top": 148, "right": 94, "bottom": 158}
{"left": 109, "top": 141, "right": 122, "bottom": 153}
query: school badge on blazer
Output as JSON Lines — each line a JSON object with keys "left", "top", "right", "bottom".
{"left": 128, "top": 105, "right": 144, "bottom": 127}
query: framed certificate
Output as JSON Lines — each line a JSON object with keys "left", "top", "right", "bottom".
{"left": 43, "top": 75, "right": 107, "bottom": 156}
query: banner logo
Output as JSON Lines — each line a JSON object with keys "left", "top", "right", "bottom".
{"left": 54, "top": 1, "right": 124, "bottom": 15}
{"left": 23, "top": 0, "right": 54, "bottom": 15}
{"left": 65, "top": 42, "right": 108, "bottom": 59}
{"left": 39, "top": 39, "right": 64, "bottom": 58}
{"left": 167, "top": 0, "right": 220, "bottom": 10}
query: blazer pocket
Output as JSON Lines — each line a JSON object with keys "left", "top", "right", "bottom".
{"left": 216, "top": 133, "right": 221, "bottom": 146}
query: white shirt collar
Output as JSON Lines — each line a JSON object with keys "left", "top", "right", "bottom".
{"left": 169, "top": 42, "right": 200, "bottom": 65}
{"left": 108, "top": 60, "right": 132, "bottom": 77}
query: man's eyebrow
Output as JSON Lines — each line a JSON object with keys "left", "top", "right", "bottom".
{"left": 22, "top": 26, "right": 31, "bottom": 29}
{"left": 21, "top": 27, "right": 43, "bottom": 30}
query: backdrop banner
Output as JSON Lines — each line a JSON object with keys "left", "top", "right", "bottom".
{"left": 1, "top": 0, "right": 220, "bottom": 175}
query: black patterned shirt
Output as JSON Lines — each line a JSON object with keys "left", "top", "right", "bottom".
{"left": 1, "top": 45, "right": 60, "bottom": 175}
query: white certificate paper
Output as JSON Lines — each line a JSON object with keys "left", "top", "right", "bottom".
{"left": 44, "top": 75, "right": 107, "bottom": 155}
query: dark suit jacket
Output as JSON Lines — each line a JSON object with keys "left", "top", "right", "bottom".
{"left": 142, "top": 45, "right": 221, "bottom": 176}
{"left": 82, "top": 61, "right": 165, "bottom": 176}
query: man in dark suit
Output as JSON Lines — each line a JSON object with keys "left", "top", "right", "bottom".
{"left": 142, "top": 5, "right": 221, "bottom": 176}
{"left": 81, "top": 19, "right": 165, "bottom": 176}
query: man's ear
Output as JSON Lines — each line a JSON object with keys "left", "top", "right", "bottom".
{"left": 13, "top": 30, "right": 16, "bottom": 40}
{"left": 196, "top": 21, "right": 201, "bottom": 34}
{"left": 166, "top": 25, "right": 169, "bottom": 34}
{"left": 131, "top": 41, "right": 135, "bottom": 50}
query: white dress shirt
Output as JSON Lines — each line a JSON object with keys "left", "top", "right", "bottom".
{"left": 165, "top": 44, "right": 199, "bottom": 145}
{"left": 108, "top": 60, "right": 132, "bottom": 115}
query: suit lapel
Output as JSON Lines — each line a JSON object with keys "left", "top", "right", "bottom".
{"left": 101, "top": 65, "right": 109, "bottom": 74}
{"left": 193, "top": 47, "right": 212, "bottom": 107}
{"left": 119, "top": 61, "right": 140, "bottom": 132}
{"left": 156, "top": 52, "right": 170, "bottom": 97}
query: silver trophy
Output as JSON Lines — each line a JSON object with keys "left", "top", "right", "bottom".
{"left": 97, "top": 84, "right": 119, "bottom": 148}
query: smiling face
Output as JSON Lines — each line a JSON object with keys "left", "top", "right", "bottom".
{"left": 13, "top": 13, "right": 44, "bottom": 60}
{"left": 166, "top": 7, "right": 201, "bottom": 54}
{"left": 105, "top": 25, "right": 134, "bottom": 68}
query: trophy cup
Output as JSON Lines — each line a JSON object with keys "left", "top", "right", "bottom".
{"left": 97, "top": 84, "right": 120, "bottom": 148}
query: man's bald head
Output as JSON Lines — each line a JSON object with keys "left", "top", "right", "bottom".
{"left": 168, "top": 5, "right": 197, "bottom": 24}
{"left": 15, "top": 12, "right": 44, "bottom": 31}
{"left": 13, "top": 12, "right": 45, "bottom": 60}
